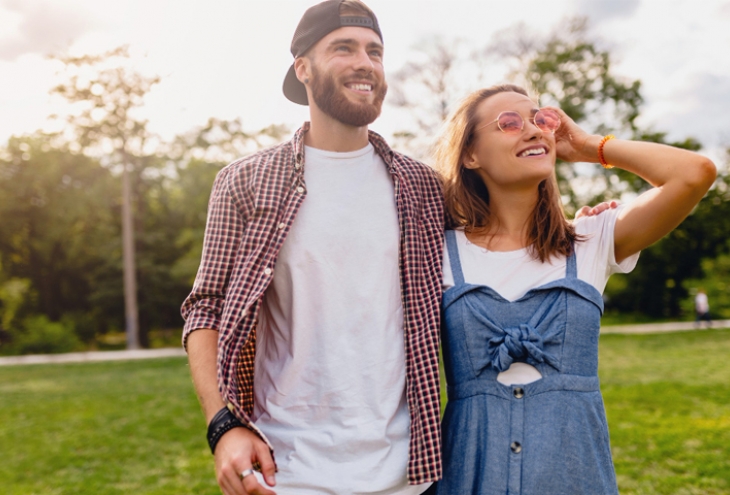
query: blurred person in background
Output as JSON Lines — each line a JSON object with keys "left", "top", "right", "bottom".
{"left": 695, "top": 288, "right": 711, "bottom": 327}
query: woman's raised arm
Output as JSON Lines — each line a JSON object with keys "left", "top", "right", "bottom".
{"left": 551, "top": 107, "right": 717, "bottom": 263}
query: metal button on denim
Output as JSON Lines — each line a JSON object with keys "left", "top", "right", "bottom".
{"left": 513, "top": 387, "right": 524, "bottom": 399}
{"left": 511, "top": 442, "right": 522, "bottom": 453}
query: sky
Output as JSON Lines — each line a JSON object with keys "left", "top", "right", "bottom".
{"left": 1, "top": 0, "right": 730, "bottom": 164}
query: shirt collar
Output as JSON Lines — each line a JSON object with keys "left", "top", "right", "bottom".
{"left": 291, "top": 123, "right": 397, "bottom": 173}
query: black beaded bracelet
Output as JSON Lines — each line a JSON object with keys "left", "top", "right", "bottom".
{"left": 207, "top": 406, "right": 244, "bottom": 454}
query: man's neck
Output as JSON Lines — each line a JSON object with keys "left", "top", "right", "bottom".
{"left": 304, "top": 106, "right": 371, "bottom": 152}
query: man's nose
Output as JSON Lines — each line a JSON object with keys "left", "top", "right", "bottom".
{"left": 352, "top": 48, "right": 374, "bottom": 73}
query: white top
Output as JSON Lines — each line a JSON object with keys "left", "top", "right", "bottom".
{"left": 443, "top": 205, "right": 640, "bottom": 385}
{"left": 252, "top": 144, "right": 428, "bottom": 495}
{"left": 695, "top": 292, "right": 709, "bottom": 313}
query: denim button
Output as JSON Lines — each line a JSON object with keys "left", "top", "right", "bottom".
{"left": 513, "top": 387, "right": 524, "bottom": 399}
{"left": 511, "top": 441, "right": 522, "bottom": 453}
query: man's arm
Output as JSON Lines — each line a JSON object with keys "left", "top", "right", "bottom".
{"left": 187, "top": 330, "right": 277, "bottom": 495}
{"left": 183, "top": 166, "right": 276, "bottom": 495}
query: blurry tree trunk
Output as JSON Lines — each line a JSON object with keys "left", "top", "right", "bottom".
{"left": 121, "top": 151, "right": 139, "bottom": 349}
{"left": 51, "top": 46, "right": 159, "bottom": 348}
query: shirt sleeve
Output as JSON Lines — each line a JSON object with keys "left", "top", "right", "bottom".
{"left": 180, "top": 165, "right": 245, "bottom": 349}
{"left": 573, "top": 204, "right": 640, "bottom": 294}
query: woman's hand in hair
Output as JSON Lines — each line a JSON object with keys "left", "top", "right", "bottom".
{"left": 546, "top": 106, "right": 601, "bottom": 164}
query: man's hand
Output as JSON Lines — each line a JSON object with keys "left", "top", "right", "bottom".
{"left": 215, "top": 427, "right": 277, "bottom": 495}
{"left": 575, "top": 200, "right": 619, "bottom": 219}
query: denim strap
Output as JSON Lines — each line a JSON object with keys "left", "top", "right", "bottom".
{"left": 566, "top": 249, "right": 577, "bottom": 279}
{"left": 445, "top": 230, "right": 465, "bottom": 286}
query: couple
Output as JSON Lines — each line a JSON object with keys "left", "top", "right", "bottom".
{"left": 181, "top": 1, "right": 716, "bottom": 494}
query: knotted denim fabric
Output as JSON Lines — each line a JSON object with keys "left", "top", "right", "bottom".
{"left": 487, "top": 322, "right": 560, "bottom": 372}
{"left": 462, "top": 289, "right": 564, "bottom": 375}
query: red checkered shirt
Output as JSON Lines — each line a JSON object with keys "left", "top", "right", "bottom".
{"left": 181, "top": 123, "right": 444, "bottom": 483}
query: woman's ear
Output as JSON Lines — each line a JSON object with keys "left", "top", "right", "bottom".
{"left": 294, "top": 57, "right": 311, "bottom": 85}
{"left": 462, "top": 149, "right": 479, "bottom": 170}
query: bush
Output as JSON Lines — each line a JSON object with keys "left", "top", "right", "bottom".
{"left": 11, "top": 315, "right": 82, "bottom": 355}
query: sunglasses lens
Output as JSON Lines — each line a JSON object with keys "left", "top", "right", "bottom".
{"left": 535, "top": 109, "right": 560, "bottom": 132}
{"left": 498, "top": 112, "right": 523, "bottom": 133}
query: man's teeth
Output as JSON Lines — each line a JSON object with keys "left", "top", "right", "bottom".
{"left": 518, "top": 148, "right": 546, "bottom": 157}
{"left": 350, "top": 84, "right": 372, "bottom": 91}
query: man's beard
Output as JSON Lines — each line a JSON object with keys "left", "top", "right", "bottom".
{"left": 310, "top": 66, "right": 388, "bottom": 127}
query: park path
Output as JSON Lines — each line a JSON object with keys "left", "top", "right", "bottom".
{"left": 1, "top": 320, "right": 728, "bottom": 367}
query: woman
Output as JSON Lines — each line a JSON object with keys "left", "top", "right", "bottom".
{"left": 430, "top": 84, "right": 716, "bottom": 495}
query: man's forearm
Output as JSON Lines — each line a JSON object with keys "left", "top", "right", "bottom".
{"left": 187, "top": 329, "right": 227, "bottom": 423}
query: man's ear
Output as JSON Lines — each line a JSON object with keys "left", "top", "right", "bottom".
{"left": 294, "top": 57, "right": 311, "bottom": 85}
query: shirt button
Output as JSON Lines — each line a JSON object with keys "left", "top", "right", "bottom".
{"left": 511, "top": 442, "right": 522, "bottom": 454}
{"left": 278, "top": 222, "right": 286, "bottom": 230}
{"left": 264, "top": 268, "right": 272, "bottom": 276}
{"left": 296, "top": 186, "right": 305, "bottom": 194}
{"left": 513, "top": 387, "right": 524, "bottom": 399}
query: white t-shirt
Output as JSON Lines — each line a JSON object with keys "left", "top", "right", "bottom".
{"left": 443, "top": 205, "right": 639, "bottom": 385}
{"left": 252, "top": 144, "right": 428, "bottom": 495}
{"left": 695, "top": 292, "right": 709, "bottom": 313}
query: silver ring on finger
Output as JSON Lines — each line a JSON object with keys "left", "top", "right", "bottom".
{"left": 239, "top": 468, "right": 255, "bottom": 480}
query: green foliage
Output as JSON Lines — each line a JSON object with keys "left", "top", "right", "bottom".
{"left": 681, "top": 254, "right": 730, "bottom": 320}
{"left": 0, "top": 136, "right": 118, "bottom": 337}
{"left": 0, "top": 46, "right": 290, "bottom": 352}
{"left": 10, "top": 315, "right": 82, "bottom": 355}
{"left": 523, "top": 18, "right": 643, "bottom": 132}
{"left": 606, "top": 173, "right": 730, "bottom": 318}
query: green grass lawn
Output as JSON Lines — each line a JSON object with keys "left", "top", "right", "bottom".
{"left": 1, "top": 329, "right": 729, "bottom": 494}
{"left": 0, "top": 358, "right": 220, "bottom": 495}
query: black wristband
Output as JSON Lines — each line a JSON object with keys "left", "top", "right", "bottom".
{"left": 207, "top": 407, "right": 244, "bottom": 455}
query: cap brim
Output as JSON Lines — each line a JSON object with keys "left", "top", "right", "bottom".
{"left": 283, "top": 64, "right": 309, "bottom": 106}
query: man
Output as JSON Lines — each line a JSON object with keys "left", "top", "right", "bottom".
{"left": 182, "top": 1, "right": 443, "bottom": 494}
{"left": 695, "top": 288, "right": 711, "bottom": 328}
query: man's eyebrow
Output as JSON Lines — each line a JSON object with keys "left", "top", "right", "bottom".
{"left": 328, "top": 38, "right": 358, "bottom": 46}
{"left": 327, "top": 38, "right": 384, "bottom": 50}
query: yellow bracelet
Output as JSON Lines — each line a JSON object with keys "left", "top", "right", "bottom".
{"left": 598, "top": 135, "right": 615, "bottom": 169}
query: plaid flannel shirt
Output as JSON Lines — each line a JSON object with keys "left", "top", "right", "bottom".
{"left": 181, "top": 123, "right": 444, "bottom": 483}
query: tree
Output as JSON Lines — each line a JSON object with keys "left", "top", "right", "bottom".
{"left": 0, "top": 134, "right": 118, "bottom": 350}
{"left": 388, "top": 18, "right": 645, "bottom": 212}
{"left": 51, "top": 46, "right": 160, "bottom": 349}
{"left": 389, "top": 37, "right": 473, "bottom": 158}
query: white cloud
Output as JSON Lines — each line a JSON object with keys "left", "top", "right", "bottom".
{"left": 0, "top": 0, "right": 98, "bottom": 60}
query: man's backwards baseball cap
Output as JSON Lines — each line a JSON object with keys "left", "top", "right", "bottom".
{"left": 282, "top": 0, "right": 383, "bottom": 106}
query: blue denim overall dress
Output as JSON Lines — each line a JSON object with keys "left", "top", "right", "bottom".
{"left": 434, "top": 230, "right": 619, "bottom": 495}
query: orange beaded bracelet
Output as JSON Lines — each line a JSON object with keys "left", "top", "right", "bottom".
{"left": 598, "top": 134, "right": 615, "bottom": 169}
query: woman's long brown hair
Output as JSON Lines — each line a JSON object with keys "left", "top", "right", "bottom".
{"left": 434, "top": 84, "right": 582, "bottom": 262}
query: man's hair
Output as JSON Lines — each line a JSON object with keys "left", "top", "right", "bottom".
{"left": 339, "top": 0, "right": 377, "bottom": 18}
{"left": 434, "top": 84, "right": 582, "bottom": 263}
